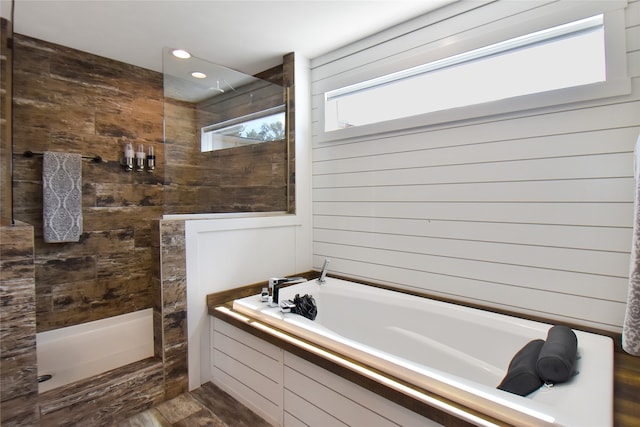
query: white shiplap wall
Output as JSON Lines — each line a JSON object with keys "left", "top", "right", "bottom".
{"left": 310, "top": 0, "right": 640, "bottom": 332}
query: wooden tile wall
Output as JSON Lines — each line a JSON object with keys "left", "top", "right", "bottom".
{"left": 164, "top": 62, "right": 291, "bottom": 215}
{"left": 1, "top": 18, "right": 12, "bottom": 226}
{"left": 10, "top": 34, "right": 291, "bottom": 332}
{"left": 152, "top": 219, "right": 188, "bottom": 399}
{"left": 4, "top": 32, "right": 293, "bottom": 423}
{"left": 39, "top": 358, "right": 164, "bottom": 426}
{"left": 0, "top": 222, "right": 39, "bottom": 425}
{"left": 11, "top": 34, "right": 163, "bottom": 332}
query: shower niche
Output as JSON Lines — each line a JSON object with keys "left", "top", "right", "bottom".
{"left": 162, "top": 48, "right": 294, "bottom": 215}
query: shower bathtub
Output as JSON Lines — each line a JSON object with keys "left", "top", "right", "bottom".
{"left": 232, "top": 277, "right": 613, "bottom": 426}
{"left": 36, "top": 308, "right": 154, "bottom": 393}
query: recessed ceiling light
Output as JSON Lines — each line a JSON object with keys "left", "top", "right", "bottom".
{"left": 191, "top": 71, "right": 207, "bottom": 79}
{"left": 172, "top": 49, "right": 191, "bottom": 59}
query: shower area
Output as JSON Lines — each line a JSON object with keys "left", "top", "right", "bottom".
{"left": 163, "top": 47, "right": 294, "bottom": 216}
{"left": 0, "top": 16, "right": 295, "bottom": 425}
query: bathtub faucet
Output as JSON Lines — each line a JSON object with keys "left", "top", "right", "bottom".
{"left": 317, "top": 258, "right": 330, "bottom": 284}
{"left": 268, "top": 276, "right": 306, "bottom": 307}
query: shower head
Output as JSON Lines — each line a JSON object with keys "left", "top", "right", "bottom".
{"left": 211, "top": 80, "right": 225, "bottom": 93}
{"left": 209, "top": 79, "right": 236, "bottom": 94}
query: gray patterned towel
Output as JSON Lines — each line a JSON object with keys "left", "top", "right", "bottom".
{"left": 624, "top": 134, "right": 640, "bottom": 356}
{"left": 43, "top": 152, "right": 83, "bottom": 243}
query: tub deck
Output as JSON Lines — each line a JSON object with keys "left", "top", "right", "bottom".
{"left": 232, "top": 278, "right": 611, "bottom": 426}
{"left": 207, "top": 274, "right": 640, "bottom": 427}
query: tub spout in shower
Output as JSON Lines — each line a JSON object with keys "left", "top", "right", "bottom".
{"left": 317, "top": 258, "right": 330, "bottom": 284}
{"left": 38, "top": 374, "right": 53, "bottom": 383}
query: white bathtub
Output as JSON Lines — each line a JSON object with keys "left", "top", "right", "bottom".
{"left": 232, "top": 278, "right": 614, "bottom": 427}
{"left": 36, "top": 308, "right": 154, "bottom": 393}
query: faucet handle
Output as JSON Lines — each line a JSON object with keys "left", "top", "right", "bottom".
{"left": 280, "top": 299, "right": 296, "bottom": 313}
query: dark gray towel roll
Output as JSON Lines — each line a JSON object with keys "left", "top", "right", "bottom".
{"left": 497, "top": 339, "right": 545, "bottom": 396}
{"left": 536, "top": 325, "right": 578, "bottom": 384}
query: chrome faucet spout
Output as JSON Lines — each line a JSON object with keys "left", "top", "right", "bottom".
{"left": 317, "top": 258, "right": 330, "bottom": 284}
{"left": 268, "top": 277, "right": 286, "bottom": 307}
{"left": 268, "top": 276, "right": 307, "bottom": 306}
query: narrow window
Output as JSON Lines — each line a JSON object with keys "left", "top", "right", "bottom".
{"left": 201, "top": 106, "right": 285, "bottom": 152}
{"left": 325, "top": 14, "right": 605, "bottom": 132}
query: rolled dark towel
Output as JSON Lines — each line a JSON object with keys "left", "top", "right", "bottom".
{"left": 536, "top": 325, "right": 578, "bottom": 384}
{"left": 291, "top": 294, "right": 318, "bottom": 320}
{"left": 497, "top": 339, "right": 545, "bottom": 396}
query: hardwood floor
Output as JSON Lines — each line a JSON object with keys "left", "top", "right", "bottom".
{"left": 118, "top": 382, "right": 271, "bottom": 427}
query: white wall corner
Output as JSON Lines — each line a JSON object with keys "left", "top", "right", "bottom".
{"left": 186, "top": 54, "right": 315, "bottom": 390}
{"left": 293, "top": 52, "right": 314, "bottom": 273}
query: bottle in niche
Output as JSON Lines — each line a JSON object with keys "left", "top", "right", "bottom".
{"left": 123, "top": 142, "right": 134, "bottom": 171}
{"left": 146, "top": 145, "right": 155, "bottom": 172}
{"left": 135, "top": 144, "right": 145, "bottom": 172}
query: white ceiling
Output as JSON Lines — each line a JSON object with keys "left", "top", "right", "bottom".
{"left": 2, "top": 0, "right": 452, "bottom": 75}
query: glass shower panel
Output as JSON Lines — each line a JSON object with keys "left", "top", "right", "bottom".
{"left": 162, "top": 48, "right": 288, "bottom": 215}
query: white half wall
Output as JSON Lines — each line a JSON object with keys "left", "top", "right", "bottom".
{"left": 186, "top": 215, "right": 310, "bottom": 389}
{"left": 185, "top": 53, "right": 313, "bottom": 390}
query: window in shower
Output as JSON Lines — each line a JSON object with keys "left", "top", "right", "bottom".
{"left": 201, "top": 106, "right": 286, "bottom": 152}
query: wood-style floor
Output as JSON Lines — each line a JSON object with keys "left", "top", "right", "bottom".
{"left": 118, "top": 382, "right": 270, "bottom": 427}
{"left": 119, "top": 355, "right": 640, "bottom": 427}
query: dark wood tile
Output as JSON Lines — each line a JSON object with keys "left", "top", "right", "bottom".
{"left": 154, "top": 394, "right": 204, "bottom": 424}
{"left": 12, "top": 34, "right": 163, "bottom": 331}
{"left": 172, "top": 409, "right": 227, "bottom": 427}
{"left": 39, "top": 358, "right": 164, "bottom": 426}
{"left": 120, "top": 382, "right": 270, "bottom": 427}
{"left": 117, "top": 408, "right": 172, "bottom": 427}
{"left": 191, "top": 382, "right": 271, "bottom": 427}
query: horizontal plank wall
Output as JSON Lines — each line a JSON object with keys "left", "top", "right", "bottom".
{"left": 284, "top": 352, "right": 440, "bottom": 427}
{"left": 211, "top": 318, "right": 442, "bottom": 427}
{"left": 211, "top": 319, "right": 283, "bottom": 426}
{"left": 310, "top": 0, "right": 640, "bottom": 331}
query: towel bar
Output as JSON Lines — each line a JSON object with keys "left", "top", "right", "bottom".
{"left": 23, "top": 150, "right": 103, "bottom": 163}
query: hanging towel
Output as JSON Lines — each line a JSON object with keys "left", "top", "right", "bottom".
{"left": 42, "top": 152, "right": 83, "bottom": 243}
{"left": 624, "top": 133, "right": 640, "bottom": 356}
